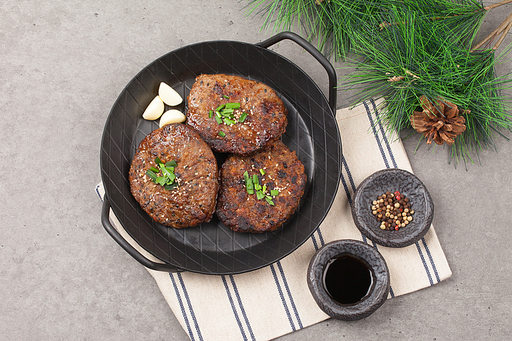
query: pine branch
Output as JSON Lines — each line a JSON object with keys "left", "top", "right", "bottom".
{"left": 340, "top": 6, "right": 512, "bottom": 163}
{"left": 244, "top": 0, "right": 512, "bottom": 163}
{"left": 245, "top": 0, "right": 487, "bottom": 58}
{"left": 485, "top": 0, "right": 512, "bottom": 10}
{"left": 472, "top": 11, "right": 512, "bottom": 51}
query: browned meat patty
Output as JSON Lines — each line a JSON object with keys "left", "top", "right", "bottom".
{"left": 186, "top": 74, "right": 288, "bottom": 155}
{"left": 216, "top": 140, "right": 306, "bottom": 233}
{"left": 129, "top": 123, "right": 219, "bottom": 228}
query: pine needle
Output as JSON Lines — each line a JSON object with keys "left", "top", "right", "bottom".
{"left": 245, "top": 0, "right": 512, "bottom": 163}
{"left": 340, "top": 5, "right": 512, "bottom": 163}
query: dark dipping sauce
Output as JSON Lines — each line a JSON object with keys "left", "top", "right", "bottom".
{"left": 323, "top": 255, "right": 374, "bottom": 305}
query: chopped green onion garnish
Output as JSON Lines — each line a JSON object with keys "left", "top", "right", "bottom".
{"left": 256, "top": 191, "right": 265, "bottom": 200}
{"left": 225, "top": 102, "right": 240, "bottom": 109}
{"left": 212, "top": 102, "right": 245, "bottom": 128}
{"left": 208, "top": 110, "right": 213, "bottom": 118}
{"left": 160, "top": 165, "right": 173, "bottom": 179}
{"left": 223, "top": 95, "right": 229, "bottom": 99}
{"left": 146, "top": 158, "right": 178, "bottom": 190}
{"left": 167, "top": 172, "right": 176, "bottom": 183}
{"left": 218, "top": 131, "right": 226, "bottom": 137}
{"left": 242, "top": 171, "right": 279, "bottom": 205}
{"left": 164, "top": 183, "right": 178, "bottom": 191}
{"left": 239, "top": 112, "right": 248, "bottom": 122}
{"left": 223, "top": 118, "right": 236, "bottom": 125}
{"left": 146, "top": 170, "right": 157, "bottom": 181}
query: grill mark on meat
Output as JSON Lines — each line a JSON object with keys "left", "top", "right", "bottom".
{"left": 129, "top": 124, "right": 219, "bottom": 228}
{"left": 216, "top": 140, "right": 306, "bottom": 233}
{"left": 186, "top": 74, "right": 288, "bottom": 155}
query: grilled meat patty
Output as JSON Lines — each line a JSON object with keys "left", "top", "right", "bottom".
{"left": 216, "top": 140, "right": 306, "bottom": 233}
{"left": 129, "top": 123, "right": 219, "bottom": 228}
{"left": 186, "top": 74, "right": 288, "bottom": 155}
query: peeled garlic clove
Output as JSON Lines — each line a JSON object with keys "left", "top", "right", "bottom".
{"left": 159, "top": 109, "right": 186, "bottom": 128}
{"left": 142, "top": 96, "right": 164, "bottom": 120}
{"left": 159, "top": 82, "right": 183, "bottom": 106}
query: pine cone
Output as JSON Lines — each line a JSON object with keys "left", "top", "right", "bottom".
{"left": 410, "top": 95, "right": 467, "bottom": 145}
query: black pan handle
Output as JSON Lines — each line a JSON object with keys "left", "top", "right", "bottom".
{"left": 101, "top": 196, "right": 183, "bottom": 273}
{"left": 257, "top": 31, "right": 337, "bottom": 114}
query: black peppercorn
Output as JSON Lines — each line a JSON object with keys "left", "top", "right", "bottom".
{"left": 371, "top": 190, "right": 414, "bottom": 231}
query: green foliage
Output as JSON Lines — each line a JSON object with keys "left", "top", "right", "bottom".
{"left": 246, "top": 0, "right": 485, "bottom": 58}
{"left": 340, "top": 5, "right": 512, "bottom": 163}
{"left": 245, "top": 0, "right": 512, "bottom": 164}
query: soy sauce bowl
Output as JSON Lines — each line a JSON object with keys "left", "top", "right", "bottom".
{"left": 352, "top": 168, "right": 434, "bottom": 248}
{"left": 307, "top": 240, "right": 390, "bottom": 321}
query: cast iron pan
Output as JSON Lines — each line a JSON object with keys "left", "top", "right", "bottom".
{"left": 100, "top": 32, "right": 342, "bottom": 275}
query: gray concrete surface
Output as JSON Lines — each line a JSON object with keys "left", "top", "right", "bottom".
{"left": 1, "top": 0, "right": 511, "bottom": 340}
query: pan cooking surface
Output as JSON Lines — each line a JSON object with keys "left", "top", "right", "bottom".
{"left": 101, "top": 40, "right": 341, "bottom": 274}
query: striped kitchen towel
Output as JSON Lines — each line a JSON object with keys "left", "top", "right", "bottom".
{"left": 96, "top": 99, "right": 452, "bottom": 341}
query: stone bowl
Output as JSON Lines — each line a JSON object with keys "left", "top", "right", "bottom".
{"left": 307, "top": 239, "right": 390, "bottom": 321}
{"left": 351, "top": 168, "right": 434, "bottom": 248}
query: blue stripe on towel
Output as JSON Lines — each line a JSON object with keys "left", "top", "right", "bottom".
{"left": 364, "top": 101, "right": 390, "bottom": 169}
{"left": 169, "top": 273, "right": 203, "bottom": 341}
{"left": 270, "top": 264, "right": 298, "bottom": 331}
{"left": 342, "top": 156, "right": 357, "bottom": 203}
{"left": 177, "top": 273, "right": 203, "bottom": 340}
{"left": 221, "top": 276, "right": 253, "bottom": 341}
{"left": 276, "top": 261, "right": 303, "bottom": 329}
{"left": 370, "top": 99, "right": 398, "bottom": 168}
{"left": 310, "top": 228, "right": 326, "bottom": 251}
{"left": 228, "top": 275, "right": 255, "bottom": 340}
{"left": 340, "top": 157, "right": 353, "bottom": 207}
{"left": 415, "top": 243, "right": 434, "bottom": 285}
{"left": 95, "top": 184, "right": 104, "bottom": 202}
{"left": 340, "top": 156, "right": 368, "bottom": 245}
{"left": 315, "top": 228, "right": 325, "bottom": 248}
{"left": 422, "top": 238, "right": 441, "bottom": 283}
{"left": 310, "top": 234, "right": 320, "bottom": 251}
